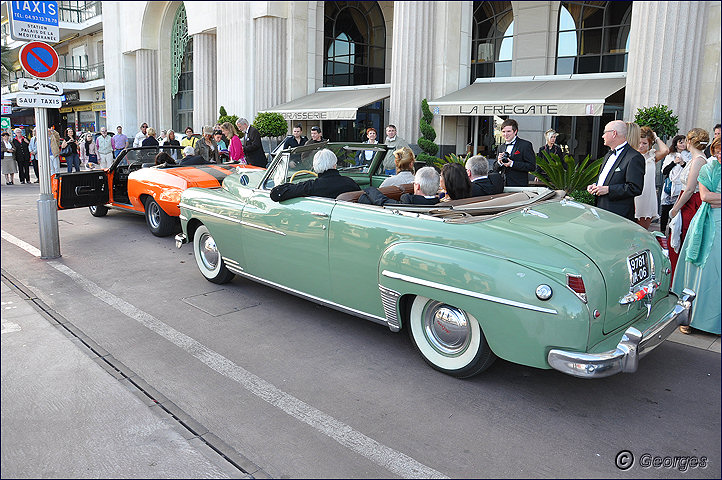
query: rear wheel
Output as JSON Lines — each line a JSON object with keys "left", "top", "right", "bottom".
{"left": 193, "top": 225, "right": 234, "bottom": 284}
{"left": 408, "top": 296, "right": 496, "bottom": 378}
{"left": 89, "top": 205, "right": 108, "bottom": 217}
{"left": 144, "top": 197, "right": 176, "bottom": 237}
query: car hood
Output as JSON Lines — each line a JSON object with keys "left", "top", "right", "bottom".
{"left": 507, "top": 200, "right": 672, "bottom": 334}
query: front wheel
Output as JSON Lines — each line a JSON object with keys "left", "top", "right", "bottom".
{"left": 89, "top": 205, "right": 108, "bottom": 217}
{"left": 408, "top": 296, "right": 496, "bottom": 378}
{"left": 193, "top": 225, "right": 234, "bottom": 284}
{"left": 144, "top": 197, "right": 176, "bottom": 237}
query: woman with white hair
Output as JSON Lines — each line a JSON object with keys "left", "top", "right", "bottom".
{"left": 537, "top": 129, "right": 563, "bottom": 158}
{"left": 270, "top": 149, "right": 360, "bottom": 202}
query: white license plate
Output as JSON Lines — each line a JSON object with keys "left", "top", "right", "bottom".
{"left": 628, "top": 251, "right": 650, "bottom": 285}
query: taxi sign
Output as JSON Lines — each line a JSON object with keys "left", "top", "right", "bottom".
{"left": 19, "top": 41, "right": 60, "bottom": 79}
{"left": 9, "top": 1, "right": 59, "bottom": 43}
{"left": 17, "top": 93, "right": 62, "bottom": 108}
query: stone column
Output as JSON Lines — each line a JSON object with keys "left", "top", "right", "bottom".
{"left": 389, "top": 1, "right": 435, "bottom": 145}
{"left": 193, "top": 33, "right": 217, "bottom": 131}
{"left": 135, "top": 49, "right": 159, "bottom": 131}
{"left": 254, "top": 16, "right": 287, "bottom": 112}
{"left": 625, "top": 2, "right": 707, "bottom": 132}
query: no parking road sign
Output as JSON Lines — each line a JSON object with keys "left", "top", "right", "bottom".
{"left": 19, "top": 41, "right": 59, "bottom": 79}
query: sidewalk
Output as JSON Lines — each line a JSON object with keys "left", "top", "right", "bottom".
{"left": 1, "top": 275, "right": 259, "bottom": 479}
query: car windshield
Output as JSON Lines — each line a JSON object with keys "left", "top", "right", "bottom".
{"left": 114, "top": 146, "right": 185, "bottom": 167}
{"left": 260, "top": 143, "right": 386, "bottom": 189}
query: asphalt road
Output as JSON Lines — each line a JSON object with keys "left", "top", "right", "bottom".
{"left": 2, "top": 183, "right": 720, "bottom": 479}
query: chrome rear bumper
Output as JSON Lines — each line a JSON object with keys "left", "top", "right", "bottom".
{"left": 547, "top": 289, "right": 695, "bottom": 379}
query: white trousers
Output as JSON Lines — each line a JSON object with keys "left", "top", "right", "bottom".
{"left": 99, "top": 152, "right": 114, "bottom": 170}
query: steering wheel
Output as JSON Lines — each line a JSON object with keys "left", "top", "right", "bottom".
{"left": 290, "top": 169, "right": 318, "bottom": 182}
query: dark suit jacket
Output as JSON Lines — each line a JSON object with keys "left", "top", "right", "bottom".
{"left": 594, "top": 143, "right": 645, "bottom": 220}
{"left": 243, "top": 125, "right": 267, "bottom": 167}
{"left": 270, "top": 169, "right": 360, "bottom": 202}
{"left": 494, "top": 137, "right": 536, "bottom": 186}
{"left": 359, "top": 187, "right": 440, "bottom": 206}
{"left": 470, "top": 173, "right": 504, "bottom": 197}
{"left": 179, "top": 155, "right": 208, "bottom": 166}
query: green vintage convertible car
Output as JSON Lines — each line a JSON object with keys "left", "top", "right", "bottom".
{"left": 176, "top": 142, "right": 695, "bottom": 379}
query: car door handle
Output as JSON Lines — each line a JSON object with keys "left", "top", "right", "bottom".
{"left": 75, "top": 186, "right": 96, "bottom": 195}
{"left": 311, "top": 212, "right": 329, "bottom": 218}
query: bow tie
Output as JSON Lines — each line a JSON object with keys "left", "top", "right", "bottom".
{"left": 613, "top": 145, "right": 625, "bottom": 155}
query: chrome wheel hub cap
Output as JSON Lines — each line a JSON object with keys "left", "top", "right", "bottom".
{"left": 149, "top": 203, "right": 160, "bottom": 228}
{"left": 423, "top": 302, "right": 471, "bottom": 355}
{"left": 199, "top": 233, "right": 219, "bottom": 270}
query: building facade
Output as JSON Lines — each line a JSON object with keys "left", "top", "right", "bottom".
{"left": 5, "top": 1, "right": 720, "bottom": 158}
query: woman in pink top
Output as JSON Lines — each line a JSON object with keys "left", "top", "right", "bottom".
{"left": 221, "top": 122, "right": 245, "bottom": 164}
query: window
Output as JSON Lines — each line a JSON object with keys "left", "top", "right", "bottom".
{"left": 324, "top": 1, "right": 385, "bottom": 87}
{"left": 171, "top": 4, "right": 192, "bottom": 132}
{"left": 471, "top": 1, "right": 514, "bottom": 81}
{"left": 556, "top": 1, "right": 632, "bottom": 75}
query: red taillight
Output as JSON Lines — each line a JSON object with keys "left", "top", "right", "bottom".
{"left": 655, "top": 235, "right": 669, "bottom": 257}
{"left": 566, "top": 274, "right": 587, "bottom": 303}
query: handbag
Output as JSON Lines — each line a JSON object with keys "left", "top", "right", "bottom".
{"left": 60, "top": 145, "right": 73, "bottom": 156}
{"left": 663, "top": 177, "right": 672, "bottom": 195}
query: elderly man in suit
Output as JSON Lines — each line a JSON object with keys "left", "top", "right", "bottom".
{"left": 587, "top": 120, "right": 644, "bottom": 221}
{"left": 466, "top": 155, "right": 504, "bottom": 197}
{"left": 236, "top": 118, "right": 267, "bottom": 168}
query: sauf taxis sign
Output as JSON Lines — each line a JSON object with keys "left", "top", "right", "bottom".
{"left": 8, "top": 1, "right": 60, "bottom": 43}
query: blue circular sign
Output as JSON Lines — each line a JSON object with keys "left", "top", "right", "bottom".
{"left": 20, "top": 42, "right": 59, "bottom": 79}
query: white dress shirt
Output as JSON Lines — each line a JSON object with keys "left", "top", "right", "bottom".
{"left": 597, "top": 142, "right": 628, "bottom": 186}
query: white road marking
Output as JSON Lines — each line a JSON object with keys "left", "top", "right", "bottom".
{"left": 0, "top": 230, "right": 448, "bottom": 479}
{"left": 1, "top": 322, "right": 22, "bottom": 334}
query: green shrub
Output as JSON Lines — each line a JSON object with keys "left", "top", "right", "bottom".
{"left": 253, "top": 112, "right": 288, "bottom": 138}
{"left": 534, "top": 152, "right": 604, "bottom": 194}
{"left": 417, "top": 98, "right": 439, "bottom": 165}
{"left": 433, "top": 152, "right": 469, "bottom": 170}
{"left": 568, "top": 189, "right": 595, "bottom": 205}
{"left": 633, "top": 104, "right": 679, "bottom": 139}
{"left": 217, "top": 106, "right": 238, "bottom": 128}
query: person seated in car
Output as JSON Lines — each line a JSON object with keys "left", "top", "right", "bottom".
{"left": 465, "top": 155, "right": 504, "bottom": 197}
{"left": 270, "top": 149, "right": 360, "bottom": 202}
{"left": 154, "top": 151, "right": 176, "bottom": 168}
{"left": 179, "top": 146, "right": 207, "bottom": 166}
{"left": 379, "top": 147, "right": 415, "bottom": 188}
{"left": 359, "top": 167, "right": 441, "bottom": 206}
{"left": 440, "top": 162, "right": 472, "bottom": 201}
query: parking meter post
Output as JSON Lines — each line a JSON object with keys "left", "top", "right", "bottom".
{"left": 34, "top": 106, "right": 61, "bottom": 259}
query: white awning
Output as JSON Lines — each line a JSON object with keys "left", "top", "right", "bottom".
{"left": 261, "top": 84, "right": 390, "bottom": 121}
{"left": 428, "top": 73, "right": 626, "bottom": 117}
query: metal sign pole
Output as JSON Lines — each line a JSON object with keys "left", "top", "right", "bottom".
{"left": 34, "top": 106, "right": 61, "bottom": 259}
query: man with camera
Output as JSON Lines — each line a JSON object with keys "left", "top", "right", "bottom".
{"left": 495, "top": 118, "right": 536, "bottom": 187}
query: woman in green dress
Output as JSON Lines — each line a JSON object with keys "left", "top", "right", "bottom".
{"left": 673, "top": 136, "right": 721, "bottom": 335}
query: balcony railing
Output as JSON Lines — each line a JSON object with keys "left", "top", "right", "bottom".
{"left": 55, "top": 63, "right": 104, "bottom": 83}
{"left": 58, "top": 1, "right": 102, "bottom": 23}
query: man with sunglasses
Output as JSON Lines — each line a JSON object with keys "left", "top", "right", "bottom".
{"left": 133, "top": 123, "right": 148, "bottom": 148}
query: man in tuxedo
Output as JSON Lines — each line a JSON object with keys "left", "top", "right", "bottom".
{"left": 587, "top": 120, "right": 644, "bottom": 221}
{"left": 494, "top": 118, "right": 536, "bottom": 186}
{"left": 236, "top": 118, "right": 267, "bottom": 168}
{"left": 466, "top": 155, "right": 504, "bottom": 197}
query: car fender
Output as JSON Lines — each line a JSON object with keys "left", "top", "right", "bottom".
{"left": 377, "top": 241, "right": 591, "bottom": 369}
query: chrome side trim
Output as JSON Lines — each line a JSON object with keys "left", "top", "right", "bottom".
{"left": 222, "top": 256, "right": 243, "bottom": 271}
{"left": 179, "top": 214, "right": 188, "bottom": 221}
{"left": 548, "top": 289, "right": 695, "bottom": 378}
{"left": 378, "top": 285, "right": 402, "bottom": 332}
{"left": 228, "top": 269, "right": 389, "bottom": 327}
{"left": 180, "top": 204, "right": 243, "bottom": 225}
{"left": 239, "top": 221, "right": 287, "bottom": 236}
{"left": 180, "top": 204, "right": 286, "bottom": 236}
{"left": 381, "top": 270, "right": 558, "bottom": 315}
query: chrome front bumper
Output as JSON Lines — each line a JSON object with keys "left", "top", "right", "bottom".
{"left": 547, "top": 289, "right": 696, "bottom": 379}
{"left": 175, "top": 233, "right": 187, "bottom": 249}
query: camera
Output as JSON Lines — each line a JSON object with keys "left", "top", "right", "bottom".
{"left": 501, "top": 151, "right": 511, "bottom": 163}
